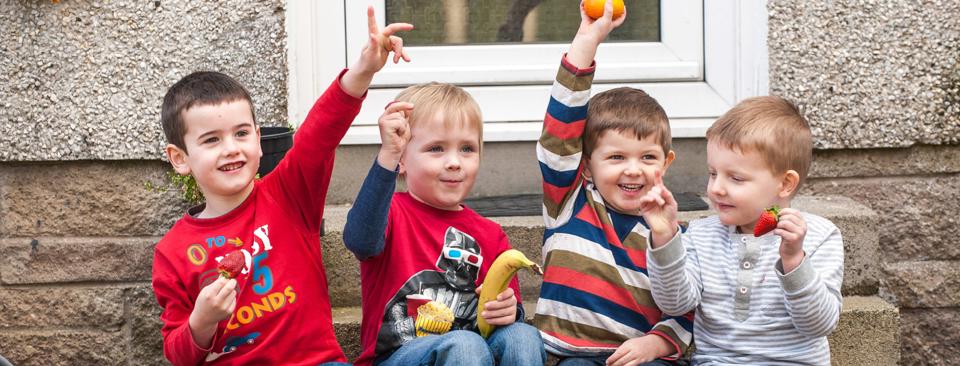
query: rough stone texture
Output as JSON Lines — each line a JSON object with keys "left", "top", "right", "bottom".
{"left": 0, "top": 0, "right": 288, "bottom": 161}
{"left": 768, "top": 1, "right": 960, "bottom": 148}
{"left": 881, "top": 261, "right": 960, "bottom": 308}
{"left": 125, "top": 285, "right": 166, "bottom": 365}
{"left": 811, "top": 145, "right": 960, "bottom": 178}
{"left": 828, "top": 296, "right": 900, "bottom": 366}
{"left": 0, "top": 330, "right": 127, "bottom": 366}
{"left": 0, "top": 287, "right": 124, "bottom": 329}
{"left": 320, "top": 230, "right": 362, "bottom": 308}
{"left": 806, "top": 174, "right": 960, "bottom": 261}
{"left": 0, "top": 237, "right": 157, "bottom": 284}
{"left": 900, "top": 307, "right": 960, "bottom": 366}
{"left": 0, "top": 161, "right": 186, "bottom": 237}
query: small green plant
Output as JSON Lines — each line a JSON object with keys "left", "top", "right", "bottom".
{"left": 168, "top": 172, "right": 204, "bottom": 206}
{"left": 145, "top": 171, "right": 204, "bottom": 206}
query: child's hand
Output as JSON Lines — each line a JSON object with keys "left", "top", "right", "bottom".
{"left": 188, "top": 277, "right": 238, "bottom": 348}
{"left": 353, "top": 6, "right": 413, "bottom": 76}
{"left": 376, "top": 101, "right": 414, "bottom": 170}
{"left": 476, "top": 286, "right": 518, "bottom": 326}
{"left": 639, "top": 169, "right": 678, "bottom": 248}
{"left": 567, "top": 0, "right": 627, "bottom": 68}
{"left": 775, "top": 208, "right": 807, "bottom": 273}
{"left": 605, "top": 334, "right": 673, "bottom": 366}
{"left": 342, "top": 6, "right": 414, "bottom": 98}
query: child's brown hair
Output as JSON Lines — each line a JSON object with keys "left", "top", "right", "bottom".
{"left": 161, "top": 71, "right": 255, "bottom": 153}
{"left": 584, "top": 87, "right": 671, "bottom": 158}
{"left": 706, "top": 96, "right": 813, "bottom": 189}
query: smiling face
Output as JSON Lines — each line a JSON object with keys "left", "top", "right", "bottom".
{"left": 400, "top": 111, "right": 481, "bottom": 211}
{"left": 584, "top": 130, "right": 674, "bottom": 215}
{"left": 168, "top": 100, "right": 261, "bottom": 206}
{"left": 706, "top": 142, "right": 789, "bottom": 234}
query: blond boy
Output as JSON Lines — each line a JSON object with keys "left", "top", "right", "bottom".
{"left": 342, "top": 83, "right": 545, "bottom": 366}
{"left": 643, "top": 97, "right": 844, "bottom": 365}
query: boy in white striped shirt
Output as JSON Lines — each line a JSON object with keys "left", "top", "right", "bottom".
{"left": 638, "top": 97, "right": 844, "bottom": 365}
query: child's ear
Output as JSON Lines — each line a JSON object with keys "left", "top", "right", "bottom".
{"left": 166, "top": 144, "right": 191, "bottom": 176}
{"left": 662, "top": 150, "right": 676, "bottom": 172}
{"left": 582, "top": 158, "right": 593, "bottom": 180}
{"left": 256, "top": 126, "right": 263, "bottom": 159}
{"left": 398, "top": 160, "right": 406, "bottom": 175}
{"left": 778, "top": 170, "right": 801, "bottom": 198}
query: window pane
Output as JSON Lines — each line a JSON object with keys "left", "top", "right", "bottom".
{"left": 385, "top": 0, "right": 660, "bottom": 46}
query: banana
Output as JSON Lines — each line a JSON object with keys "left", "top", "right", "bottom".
{"left": 477, "top": 249, "right": 543, "bottom": 338}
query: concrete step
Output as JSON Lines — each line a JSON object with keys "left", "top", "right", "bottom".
{"left": 320, "top": 195, "right": 881, "bottom": 307}
{"left": 330, "top": 296, "right": 899, "bottom": 365}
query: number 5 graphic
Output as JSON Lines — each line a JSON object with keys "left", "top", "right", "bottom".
{"left": 251, "top": 252, "right": 274, "bottom": 295}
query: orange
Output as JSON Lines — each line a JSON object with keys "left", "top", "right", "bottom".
{"left": 584, "top": 0, "right": 625, "bottom": 20}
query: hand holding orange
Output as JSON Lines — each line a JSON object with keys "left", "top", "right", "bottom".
{"left": 584, "top": 0, "right": 625, "bottom": 20}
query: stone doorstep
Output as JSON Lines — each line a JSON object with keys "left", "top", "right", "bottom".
{"left": 321, "top": 195, "right": 881, "bottom": 306}
{"left": 330, "top": 296, "right": 899, "bottom": 366}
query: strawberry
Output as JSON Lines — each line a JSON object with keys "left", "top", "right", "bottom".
{"left": 217, "top": 251, "right": 245, "bottom": 279}
{"left": 753, "top": 206, "right": 781, "bottom": 237}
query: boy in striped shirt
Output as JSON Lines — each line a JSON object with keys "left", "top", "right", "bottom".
{"left": 642, "top": 97, "right": 844, "bottom": 365}
{"left": 533, "top": 2, "right": 694, "bottom": 365}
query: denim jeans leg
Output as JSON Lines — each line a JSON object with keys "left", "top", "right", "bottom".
{"left": 556, "top": 355, "right": 606, "bottom": 366}
{"left": 486, "top": 322, "right": 547, "bottom": 366}
{"left": 377, "top": 330, "right": 493, "bottom": 366}
{"left": 557, "top": 356, "right": 683, "bottom": 366}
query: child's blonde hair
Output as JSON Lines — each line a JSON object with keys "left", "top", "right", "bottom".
{"left": 706, "top": 96, "right": 813, "bottom": 190}
{"left": 395, "top": 82, "right": 483, "bottom": 147}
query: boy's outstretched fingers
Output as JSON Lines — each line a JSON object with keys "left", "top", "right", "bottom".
{"left": 366, "top": 6, "right": 413, "bottom": 61}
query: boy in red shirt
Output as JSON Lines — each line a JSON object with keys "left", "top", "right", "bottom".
{"left": 342, "top": 83, "right": 546, "bottom": 365}
{"left": 151, "top": 8, "right": 411, "bottom": 365}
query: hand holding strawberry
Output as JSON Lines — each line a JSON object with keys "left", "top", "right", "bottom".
{"left": 773, "top": 207, "right": 807, "bottom": 273}
{"left": 188, "top": 276, "right": 238, "bottom": 348}
{"left": 639, "top": 169, "right": 678, "bottom": 248}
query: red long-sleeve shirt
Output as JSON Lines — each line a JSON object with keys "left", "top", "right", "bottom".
{"left": 152, "top": 70, "right": 361, "bottom": 365}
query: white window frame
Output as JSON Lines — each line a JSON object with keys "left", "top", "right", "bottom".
{"left": 285, "top": 0, "right": 769, "bottom": 144}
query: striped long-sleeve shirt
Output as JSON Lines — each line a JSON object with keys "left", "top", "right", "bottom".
{"left": 647, "top": 214, "right": 844, "bottom": 365}
{"left": 533, "top": 56, "right": 694, "bottom": 358}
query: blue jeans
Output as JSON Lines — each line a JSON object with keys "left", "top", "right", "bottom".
{"left": 557, "top": 355, "right": 682, "bottom": 366}
{"left": 376, "top": 323, "right": 546, "bottom": 366}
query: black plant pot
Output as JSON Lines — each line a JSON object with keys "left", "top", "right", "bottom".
{"left": 259, "top": 126, "right": 294, "bottom": 177}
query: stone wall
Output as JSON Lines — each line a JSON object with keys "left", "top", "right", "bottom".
{"left": 0, "top": 0, "right": 288, "bottom": 161}
{"left": 769, "top": 1, "right": 960, "bottom": 364}
{"left": 0, "top": 161, "right": 182, "bottom": 365}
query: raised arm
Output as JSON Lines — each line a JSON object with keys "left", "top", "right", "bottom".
{"left": 343, "top": 102, "right": 414, "bottom": 260}
{"left": 538, "top": 0, "right": 625, "bottom": 228}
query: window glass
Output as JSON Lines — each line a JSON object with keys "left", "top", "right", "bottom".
{"left": 385, "top": 0, "right": 660, "bottom": 46}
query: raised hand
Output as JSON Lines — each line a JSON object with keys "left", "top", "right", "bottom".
{"left": 376, "top": 101, "right": 414, "bottom": 171}
{"left": 774, "top": 207, "right": 807, "bottom": 272}
{"left": 567, "top": 0, "right": 627, "bottom": 70}
{"left": 354, "top": 6, "right": 414, "bottom": 75}
{"left": 342, "top": 6, "right": 414, "bottom": 97}
{"left": 639, "top": 169, "right": 678, "bottom": 248}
